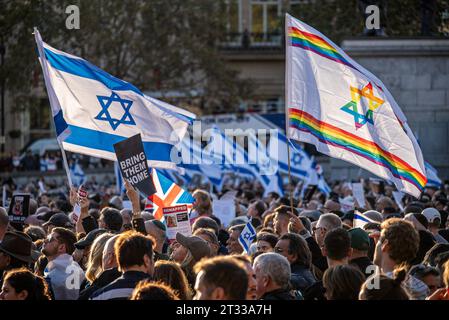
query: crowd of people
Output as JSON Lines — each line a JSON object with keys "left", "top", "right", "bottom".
{"left": 1, "top": 174, "right": 449, "bottom": 301}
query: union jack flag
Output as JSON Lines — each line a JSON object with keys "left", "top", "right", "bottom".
{"left": 145, "top": 169, "right": 195, "bottom": 220}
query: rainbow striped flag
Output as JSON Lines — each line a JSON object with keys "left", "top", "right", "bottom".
{"left": 285, "top": 14, "right": 426, "bottom": 197}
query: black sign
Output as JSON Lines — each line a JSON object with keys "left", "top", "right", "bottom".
{"left": 8, "top": 194, "right": 30, "bottom": 224}
{"left": 113, "top": 134, "right": 156, "bottom": 198}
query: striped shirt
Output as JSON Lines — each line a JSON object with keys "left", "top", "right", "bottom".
{"left": 89, "top": 271, "right": 150, "bottom": 300}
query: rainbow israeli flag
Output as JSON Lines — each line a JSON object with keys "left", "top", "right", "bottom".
{"left": 34, "top": 29, "right": 195, "bottom": 170}
{"left": 285, "top": 14, "right": 426, "bottom": 197}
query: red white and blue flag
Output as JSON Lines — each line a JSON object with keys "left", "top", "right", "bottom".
{"left": 145, "top": 169, "right": 195, "bottom": 220}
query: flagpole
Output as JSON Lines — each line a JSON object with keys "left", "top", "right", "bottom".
{"left": 58, "top": 141, "right": 73, "bottom": 187}
{"left": 286, "top": 142, "right": 295, "bottom": 214}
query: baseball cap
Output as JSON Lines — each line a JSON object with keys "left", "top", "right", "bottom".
{"left": 363, "top": 210, "right": 383, "bottom": 223}
{"left": 348, "top": 228, "right": 370, "bottom": 251}
{"left": 42, "top": 213, "right": 73, "bottom": 228}
{"left": 74, "top": 229, "right": 107, "bottom": 250}
{"left": 175, "top": 233, "right": 211, "bottom": 262}
{"left": 421, "top": 207, "right": 441, "bottom": 224}
{"left": 151, "top": 220, "right": 167, "bottom": 232}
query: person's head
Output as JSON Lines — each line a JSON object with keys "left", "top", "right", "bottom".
{"left": 42, "top": 227, "right": 76, "bottom": 261}
{"left": 120, "top": 209, "right": 133, "bottom": 231}
{"left": 273, "top": 205, "right": 298, "bottom": 236}
{"left": 144, "top": 220, "right": 167, "bottom": 251}
{"left": 263, "top": 212, "right": 276, "bottom": 229}
{"left": 322, "top": 265, "right": 365, "bottom": 300}
{"left": 253, "top": 252, "right": 291, "bottom": 299}
{"left": 174, "top": 233, "right": 212, "bottom": 270}
{"left": 248, "top": 200, "right": 267, "bottom": 220}
{"left": 23, "top": 225, "right": 46, "bottom": 242}
{"left": 322, "top": 199, "right": 341, "bottom": 213}
{"left": 153, "top": 260, "right": 192, "bottom": 300}
{"left": 323, "top": 228, "right": 352, "bottom": 267}
{"left": 194, "top": 228, "right": 220, "bottom": 256}
{"left": 85, "top": 233, "right": 114, "bottom": 283}
{"left": 275, "top": 233, "right": 312, "bottom": 268}
{"left": 423, "top": 243, "right": 449, "bottom": 267}
{"left": 375, "top": 196, "right": 395, "bottom": 213}
{"left": 131, "top": 280, "right": 179, "bottom": 300}
{"left": 314, "top": 213, "right": 342, "bottom": 247}
{"left": 409, "top": 264, "right": 441, "bottom": 294}
{"left": 256, "top": 232, "right": 278, "bottom": 254}
{"left": 0, "top": 232, "right": 33, "bottom": 271}
{"left": 102, "top": 235, "right": 119, "bottom": 270}
{"left": 98, "top": 207, "right": 123, "bottom": 233}
{"left": 115, "top": 231, "right": 155, "bottom": 275}
{"left": 348, "top": 228, "right": 371, "bottom": 258}
{"left": 421, "top": 207, "right": 442, "bottom": 230}
{"left": 233, "top": 255, "right": 257, "bottom": 300}
{"left": 0, "top": 207, "right": 9, "bottom": 240}
{"left": 192, "top": 189, "right": 212, "bottom": 216}
{"left": 192, "top": 216, "right": 219, "bottom": 235}
{"left": 0, "top": 268, "right": 51, "bottom": 300}
{"left": 42, "top": 213, "right": 73, "bottom": 233}
{"left": 226, "top": 224, "right": 245, "bottom": 254}
{"left": 359, "top": 269, "right": 410, "bottom": 300}
{"left": 193, "top": 256, "right": 248, "bottom": 300}
{"left": 374, "top": 218, "right": 419, "bottom": 271}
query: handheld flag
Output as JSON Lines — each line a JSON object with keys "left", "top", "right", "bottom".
{"left": 34, "top": 29, "right": 195, "bottom": 171}
{"left": 238, "top": 220, "right": 257, "bottom": 253}
{"left": 145, "top": 169, "right": 195, "bottom": 220}
{"left": 69, "top": 161, "right": 86, "bottom": 188}
{"left": 425, "top": 162, "right": 442, "bottom": 188}
{"left": 285, "top": 14, "right": 426, "bottom": 197}
{"left": 353, "top": 211, "right": 377, "bottom": 229}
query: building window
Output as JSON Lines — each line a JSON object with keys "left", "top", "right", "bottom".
{"left": 223, "top": 0, "right": 242, "bottom": 45}
{"left": 250, "top": 0, "right": 282, "bottom": 44}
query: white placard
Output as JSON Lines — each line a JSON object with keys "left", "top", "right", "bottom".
{"left": 392, "top": 191, "right": 405, "bottom": 212}
{"left": 351, "top": 183, "right": 366, "bottom": 208}
{"left": 163, "top": 205, "right": 192, "bottom": 240}
{"left": 212, "top": 199, "right": 236, "bottom": 228}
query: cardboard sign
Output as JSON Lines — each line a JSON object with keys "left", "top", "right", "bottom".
{"left": 8, "top": 194, "right": 30, "bottom": 224}
{"left": 113, "top": 134, "right": 156, "bottom": 198}
{"left": 212, "top": 199, "right": 236, "bottom": 228}
{"left": 351, "top": 183, "right": 366, "bottom": 208}
{"left": 163, "top": 205, "right": 192, "bottom": 240}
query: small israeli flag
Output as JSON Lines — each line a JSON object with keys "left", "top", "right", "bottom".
{"left": 238, "top": 220, "right": 257, "bottom": 253}
{"left": 353, "top": 211, "right": 377, "bottom": 229}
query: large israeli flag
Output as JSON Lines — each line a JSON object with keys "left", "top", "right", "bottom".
{"left": 34, "top": 29, "right": 195, "bottom": 170}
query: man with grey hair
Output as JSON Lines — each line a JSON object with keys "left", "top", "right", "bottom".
{"left": 79, "top": 234, "right": 121, "bottom": 300}
{"left": 314, "top": 213, "right": 342, "bottom": 247}
{"left": 0, "top": 207, "right": 9, "bottom": 243}
{"left": 253, "top": 252, "right": 295, "bottom": 300}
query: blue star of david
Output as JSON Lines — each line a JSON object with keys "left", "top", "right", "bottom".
{"left": 291, "top": 153, "right": 303, "bottom": 167}
{"left": 95, "top": 92, "right": 136, "bottom": 130}
{"left": 243, "top": 232, "right": 253, "bottom": 240}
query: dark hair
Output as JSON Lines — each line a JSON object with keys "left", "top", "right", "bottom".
{"left": 279, "top": 233, "right": 312, "bottom": 268}
{"left": 256, "top": 232, "right": 278, "bottom": 249}
{"left": 274, "top": 205, "right": 298, "bottom": 217}
{"left": 423, "top": 243, "right": 449, "bottom": 267}
{"left": 359, "top": 269, "right": 409, "bottom": 300}
{"left": 251, "top": 200, "right": 267, "bottom": 217}
{"left": 229, "top": 224, "right": 245, "bottom": 234}
{"left": 3, "top": 268, "right": 51, "bottom": 300}
{"left": 153, "top": 260, "right": 192, "bottom": 300}
{"left": 324, "top": 228, "right": 351, "bottom": 261}
{"left": 100, "top": 207, "right": 123, "bottom": 232}
{"left": 409, "top": 264, "right": 440, "bottom": 281}
{"left": 382, "top": 207, "right": 397, "bottom": 215}
{"left": 192, "top": 217, "right": 219, "bottom": 235}
{"left": 115, "top": 231, "right": 154, "bottom": 271}
{"left": 131, "top": 280, "right": 179, "bottom": 300}
{"left": 52, "top": 227, "right": 77, "bottom": 255}
{"left": 363, "top": 222, "right": 381, "bottom": 232}
{"left": 24, "top": 226, "right": 46, "bottom": 242}
{"left": 88, "top": 208, "right": 100, "bottom": 221}
{"left": 193, "top": 256, "right": 248, "bottom": 299}
{"left": 322, "top": 265, "right": 365, "bottom": 300}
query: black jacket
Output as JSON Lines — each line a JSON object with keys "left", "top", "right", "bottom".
{"left": 305, "top": 236, "right": 328, "bottom": 272}
{"left": 260, "top": 288, "right": 296, "bottom": 300}
{"left": 290, "top": 263, "right": 316, "bottom": 292}
{"left": 350, "top": 256, "right": 375, "bottom": 278}
{"left": 78, "top": 268, "right": 121, "bottom": 300}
